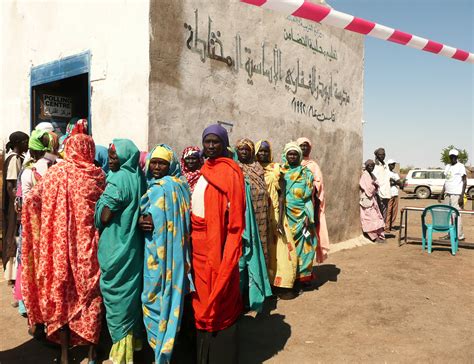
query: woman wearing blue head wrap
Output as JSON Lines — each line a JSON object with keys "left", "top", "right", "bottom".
{"left": 94, "top": 145, "right": 109, "bottom": 173}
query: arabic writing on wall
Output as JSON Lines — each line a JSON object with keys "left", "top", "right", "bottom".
{"left": 283, "top": 28, "right": 337, "bottom": 61}
{"left": 183, "top": 9, "right": 352, "bottom": 122}
{"left": 286, "top": 15, "right": 325, "bottom": 39}
{"left": 291, "top": 97, "right": 335, "bottom": 122}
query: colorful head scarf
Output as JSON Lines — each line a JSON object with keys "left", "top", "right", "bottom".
{"left": 59, "top": 118, "right": 88, "bottom": 152}
{"left": 182, "top": 147, "right": 201, "bottom": 160}
{"left": 202, "top": 123, "right": 230, "bottom": 156}
{"left": 63, "top": 134, "right": 100, "bottom": 174}
{"left": 145, "top": 144, "right": 181, "bottom": 183}
{"left": 180, "top": 146, "right": 203, "bottom": 193}
{"left": 139, "top": 151, "right": 147, "bottom": 173}
{"left": 70, "top": 119, "right": 88, "bottom": 136}
{"left": 48, "top": 132, "right": 59, "bottom": 152}
{"left": 255, "top": 140, "right": 273, "bottom": 163}
{"left": 236, "top": 138, "right": 256, "bottom": 156}
{"left": 150, "top": 146, "right": 173, "bottom": 163}
{"left": 282, "top": 141, "right": 303, "bottom": 166}
{"left": 28, "top": 130, "right": 51, "bottom": 152}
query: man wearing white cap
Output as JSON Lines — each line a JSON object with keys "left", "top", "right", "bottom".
{"left": 438, "top": 149, "right": 467, "bottom": 240}
{"left": 385, "top": 159, "right": 400, "bottom": 233}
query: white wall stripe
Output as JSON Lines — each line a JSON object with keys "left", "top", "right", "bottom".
{"left": 368, "top": 23, "right": 395, "bottom": 41}
{"left": 406, "top": 35, "right": 429, "bottom": 50}
{"left": 319, "top": 9, "right": 353, "bottom": 29}
{"left": 466, "top": 53, "right": 474, "bottom": 64}
{"left": 261, "top": 0, "right": 304, "bottom": 15}
{"left": 438, "top": 45, "right": 457, "bottom": 58}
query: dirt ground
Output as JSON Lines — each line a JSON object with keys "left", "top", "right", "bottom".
{"left": 1, "top": 192, "right": 473, "bottom": 363}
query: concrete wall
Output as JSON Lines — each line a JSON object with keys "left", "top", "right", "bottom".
{"left": 148, "top": 0, "right": 364, "bottom": 243}
{"left": 0, "top": 0, "right": 150, "bottom": 150}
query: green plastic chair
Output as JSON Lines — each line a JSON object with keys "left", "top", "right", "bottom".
{"left": 421, "top": 204, "right": 459, "bottom": 255}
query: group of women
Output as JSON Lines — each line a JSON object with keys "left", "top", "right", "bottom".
{"left": 2, "top": 120, "right": 331, "bottom": 364}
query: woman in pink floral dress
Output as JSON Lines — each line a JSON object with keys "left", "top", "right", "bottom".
{"left": 21, "top": 134, "right": 106, "bottom": 364}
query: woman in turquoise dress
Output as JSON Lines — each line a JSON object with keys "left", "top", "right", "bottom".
{"left": 95, "top": 139, "right": 146, "bottom": 364}
{"left": 138, "top": 144, "right": 194, "bottom": 364}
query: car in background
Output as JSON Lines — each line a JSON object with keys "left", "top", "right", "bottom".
{"left": 402, "top": 169, "right": 474, "bottom": 199}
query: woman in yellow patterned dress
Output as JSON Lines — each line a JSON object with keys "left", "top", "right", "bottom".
{"left": 257, "top": 141, "right": 317, "bottom": 299}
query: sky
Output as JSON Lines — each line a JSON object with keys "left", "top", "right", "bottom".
{"left": 329, "top": 0, "right": 473, "bottom": 168}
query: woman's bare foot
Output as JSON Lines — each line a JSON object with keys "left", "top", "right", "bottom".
{"left": 60, "top": 349, "right": 69, "bottom": 364}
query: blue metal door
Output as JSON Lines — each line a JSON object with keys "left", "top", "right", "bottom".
{"left": 30, "top": 51, "right": 91, "bottom": 133}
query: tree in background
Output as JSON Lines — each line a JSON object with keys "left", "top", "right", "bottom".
{"left": 440, "top": 145, "right": 469, "bottom": 165}
{"left": 400, "top": 165, "right": 414, "bottom": 176}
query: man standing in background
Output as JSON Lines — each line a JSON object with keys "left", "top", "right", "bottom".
{"left": 438, "top": 149, "right": 466, "bottom": 241}
{"left": 373, "top": 148, "right": 391, "bottom": 222}
{"left": 385, "top": 159, "right": 400, "bottom": 233}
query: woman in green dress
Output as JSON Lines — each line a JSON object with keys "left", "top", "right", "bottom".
{"left": 275, "top": 142, "right": 318, "bottom": 299}
{"left": 95, "top": 139, "right": 146, "bottom": 364}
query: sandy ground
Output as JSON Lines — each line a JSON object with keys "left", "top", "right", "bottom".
{"left": 1, "top": 193, "right": 473, "bottom": 363}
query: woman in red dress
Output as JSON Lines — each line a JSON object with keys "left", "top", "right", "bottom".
{"left": 190, "top": 124, "right": 246, "bottom": 364}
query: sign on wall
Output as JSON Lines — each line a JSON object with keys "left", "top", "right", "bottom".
{"left": 43, "top": 94, "right": 72, "bottom": 118}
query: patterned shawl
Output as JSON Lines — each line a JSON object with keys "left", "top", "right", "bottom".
{"left": 236, "top": 139, "right": 269, "bottom": 254}
{"left": 141, "top": 144, "right": 194, "bottom": 363}
{"left": 236, "top": 139, "right": 267, "bottom": 197}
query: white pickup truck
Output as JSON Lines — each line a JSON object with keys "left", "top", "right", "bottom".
{"left": 402, "top": 169, "right": 474, "bottom": 199}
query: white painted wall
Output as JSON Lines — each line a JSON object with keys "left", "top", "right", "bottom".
{"left": 0, "top": 0, "right": 150, "bottom": 151}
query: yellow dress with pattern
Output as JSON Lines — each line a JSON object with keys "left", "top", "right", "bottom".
{"left": 262, "top": 162, "right": 298, "bottom": 288}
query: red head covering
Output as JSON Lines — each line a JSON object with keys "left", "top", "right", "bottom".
{"left": 180, "top": 146, "right": 203, "bottom": 193}
{"left": 70, "top": 118, "right": 88, "bottom": 136}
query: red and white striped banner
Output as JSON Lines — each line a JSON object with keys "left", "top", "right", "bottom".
{"left": 240, "top": 0, "right": 474, "bottom": 64}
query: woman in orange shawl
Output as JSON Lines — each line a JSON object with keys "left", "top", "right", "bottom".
{"left": 191, "top": 123, "right": 245, "bottom": 364}
{"left": 21, "top": 134, "right": 106, "bottom": 364}
{"left": 297, "top": 137, "right": 330, "bottom": 263}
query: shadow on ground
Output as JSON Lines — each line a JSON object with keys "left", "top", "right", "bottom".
{"left": 239, "top": 308, "right": 291, "bottom": 364}
{"left": 0, "top": 317, "right": 112, "bottom": 364}
{"left": 298, "top": 264, "right": 341, "bottom": 293}
{"left": 0, "top": 337, "right": 57, "bottom": 364}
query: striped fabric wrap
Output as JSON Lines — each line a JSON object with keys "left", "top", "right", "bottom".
{"left": 240, "top": 0, "right": 473, "bottom": 63}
